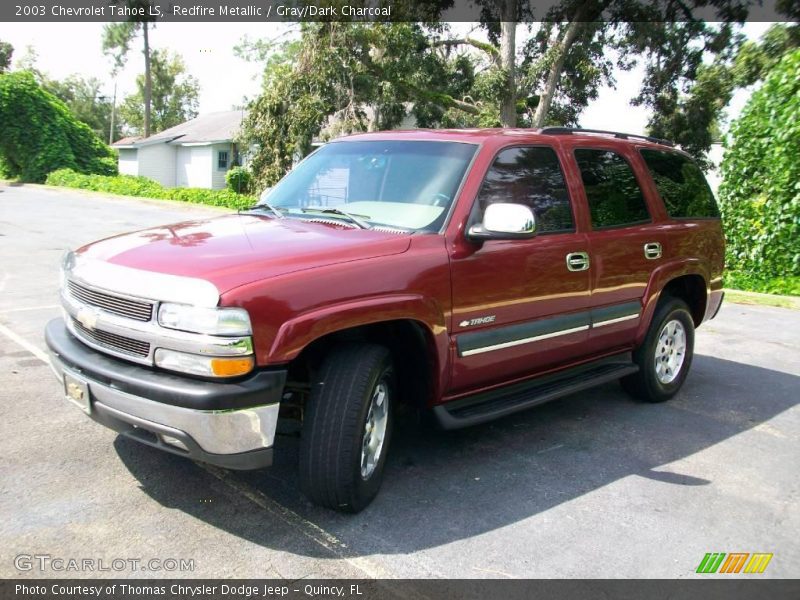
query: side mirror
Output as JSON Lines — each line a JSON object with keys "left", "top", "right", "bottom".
{"left": 467, "top": 203, "right": 536, "bottom": 241}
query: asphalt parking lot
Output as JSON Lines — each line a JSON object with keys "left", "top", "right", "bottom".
{"left": 1, "top": 183, "right": 798, "bottom": 579}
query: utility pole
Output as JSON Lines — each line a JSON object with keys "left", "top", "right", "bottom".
{"left": 143, "top": 21, "right": 151, "bottom": 137}
{"left": 109, "top": 80, "right": 117, "bottom": 145}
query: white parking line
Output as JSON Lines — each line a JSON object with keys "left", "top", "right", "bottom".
{"left": 0, "top": 321, "right": 420, "bottom": 586}
{"left": 0, "top": 322, "right": 49, "bottom": 363}
{"left": 201, "top": 465, "right": 398, "bottom": 580}
{"left": 0, "top": 304, "right": 60, "bottom": 314}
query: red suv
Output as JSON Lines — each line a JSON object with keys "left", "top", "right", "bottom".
{"left": 46, "top": 127, "right": 724, "bottom": 512}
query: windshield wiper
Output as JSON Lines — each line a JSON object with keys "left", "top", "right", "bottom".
{"left": 300, "top": 207, "right": 372, "bottom": 229}
{"left": 242, "top": 201, "right": 286, "bottom": 219}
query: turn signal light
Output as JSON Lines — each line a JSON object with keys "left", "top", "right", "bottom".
{"left": 210, "top": 356, "right": 255, "bottom": 377}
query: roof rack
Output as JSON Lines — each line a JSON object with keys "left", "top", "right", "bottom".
{"left": 540, "top": 127, "right": 675, "bottom": 148}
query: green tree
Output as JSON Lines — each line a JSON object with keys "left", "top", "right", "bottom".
{"left": 117, "top": 49, "right": 199, "bottom": 135}
{"left": 102, "top": 2, "right": 157, "bottom": 136}
{"left": 240, "top": 8, "right": 750, "bottom": 186}
{"left": 718, "top": 49, "right": 800, "bottom": 279}
{"left": 0, "top": 71, "right": 116, "bottom": 182}
{"left": 44, "top": 75, "right": 119, "bottom": 143}
{"left": 646, "top": 22, "right": 799, "bottom": 163}
{"left": 0, "top": 40, "right": 12, "bottom": 72}
{"left": 239, "top": 23, "right": 478, "bottom": 186}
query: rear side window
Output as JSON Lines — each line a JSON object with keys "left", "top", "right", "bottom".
{"left": 575, "top": 149, "right": 650, "bottom": 228}
{"left": 475, "top": 146, "right": 574, "bottom": 233}
{"left": 640, "top": 149, "right": 720, "bottom": 218}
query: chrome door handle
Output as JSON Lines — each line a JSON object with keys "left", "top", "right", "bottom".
{"left": 644, "top": 242, "right": 662, "bottom": 260}
{"left": 566, "top": 252, "right": 590, "bottom": 272}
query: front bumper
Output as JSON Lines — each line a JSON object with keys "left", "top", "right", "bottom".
{"left": 45, "top": 318, "right": 287, "bottom": 470}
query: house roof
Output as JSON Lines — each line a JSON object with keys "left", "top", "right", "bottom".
{"left": 112, "top": 136, "right": 144, "bottom": 147}
{"left": 112, "top": 110, "right": 247, "bottom": 148}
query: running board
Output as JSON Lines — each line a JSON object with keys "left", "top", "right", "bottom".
{"left": 434, "top": 353, "right": 638, "bottom": 430}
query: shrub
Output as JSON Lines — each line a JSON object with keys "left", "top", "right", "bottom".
{"left": 45, "top": 169, "right": 256, "bottom": 210}
{"left": 725, "top": 271, "right": 800, "bottom": 296}
{"left": 226, "top": 166, "right": 253, "bottom": 194}
{"left": 718, "top": 49, "right": 800, "bottom": 280}
{"left": 0, "top": 71, "right": 116, "bottom": 182}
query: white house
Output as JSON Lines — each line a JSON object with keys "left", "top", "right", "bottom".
{"left": 112, "top": 110, "right": 246, "bottom": 189}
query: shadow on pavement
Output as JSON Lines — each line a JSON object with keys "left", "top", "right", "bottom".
{"left": 115, "top": 354, "right": 798, "bottom": 558}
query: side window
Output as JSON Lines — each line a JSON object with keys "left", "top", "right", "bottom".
{"left": 640, "top": 149, "right": 720, "bottom": 218}
{"left": 474, "top": 146, "right": 574, "bottom": 233}
{"left": 575, "top": 149, "right": 650, "bottom": 228}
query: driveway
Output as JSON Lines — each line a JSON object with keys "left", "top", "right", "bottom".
{"left": 1, "top": 184, "right": 798, "bottom": 579}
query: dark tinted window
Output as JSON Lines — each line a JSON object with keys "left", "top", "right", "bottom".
{"left": 640, "top": 149, "right": 720, "bottom": 218}
{"left": 575, "top": 149, "right": 650, "bottom": 228}
{"left": 475, "top": 146, "right": 573, "bottom": 233}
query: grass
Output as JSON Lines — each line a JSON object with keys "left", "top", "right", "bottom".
{"left": 723, "top": 289, "right": 800, "bottom": 309}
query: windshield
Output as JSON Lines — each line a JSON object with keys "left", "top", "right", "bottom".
{"left": 258, "top": 140, "right": 477, "bottom": 231}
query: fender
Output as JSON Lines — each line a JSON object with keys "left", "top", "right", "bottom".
{"left": 267, "top": 292, "right": 449, "bottom": 374}
{"left": 634, "top": 258, "right": 709, "bottom": 346}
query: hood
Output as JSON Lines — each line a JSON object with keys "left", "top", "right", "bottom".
{"left": 77, "top": 214, "right": 412, "bottom": 294}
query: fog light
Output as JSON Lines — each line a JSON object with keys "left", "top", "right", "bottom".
{"left": 154, "top": 348, "right": 254, "bottom": 378}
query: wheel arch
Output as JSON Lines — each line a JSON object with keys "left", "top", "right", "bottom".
{"left": 636, "top": 262, "right": 709, "bottom": 345}
{"left": 270, "top": 296, "right": 448, "bottom": 408}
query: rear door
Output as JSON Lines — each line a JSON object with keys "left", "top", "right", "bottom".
{"left": 570, "top": 146, "right": 665, "bottom": 351}
{"left": 448, "top": 145, "right": 592, "bottom": 394}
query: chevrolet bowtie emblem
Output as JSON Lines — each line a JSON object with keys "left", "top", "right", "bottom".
{"left": 76, "top": 306, "right": 100, "bottom": 330}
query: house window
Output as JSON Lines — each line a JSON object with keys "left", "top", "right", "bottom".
{"left": 218, "top": 151, "right": 229, "bottom": 170}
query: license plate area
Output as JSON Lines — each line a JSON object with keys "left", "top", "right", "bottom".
{"left": 64, "top": 371, "right": 91, "bottom": 415}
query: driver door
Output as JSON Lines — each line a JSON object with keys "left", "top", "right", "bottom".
{"left": 449, "top": 145, "right": 592, "bottom": 394}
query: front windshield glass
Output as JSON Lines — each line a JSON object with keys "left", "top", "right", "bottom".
{"left": 259, "top": 140, "right": 477, "bottom": 231}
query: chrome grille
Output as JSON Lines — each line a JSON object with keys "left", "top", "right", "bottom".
{"left": 71, "top": 318, "right": 151, "bottom": 358}
{"left": 67, "top": 280, "right": 153, "bottom": 322}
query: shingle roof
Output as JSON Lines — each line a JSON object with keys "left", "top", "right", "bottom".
{"left": 112, "top": 110, "right": 247, "bottom": 147}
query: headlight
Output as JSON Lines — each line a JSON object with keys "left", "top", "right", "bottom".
{"left": 158, "top": 303, "right": 252, "bottom": 336}
{"left": 154, "top": 349, "right": 254, "bottom": 378}
{"left": 60, "top": 250, "right": 75, "bottom": 291}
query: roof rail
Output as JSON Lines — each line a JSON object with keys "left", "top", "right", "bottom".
{"left": 540, "top": 127, "right": 675, "bottom": 148}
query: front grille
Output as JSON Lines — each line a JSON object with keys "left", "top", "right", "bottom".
{"left": 71, "top": 318, "right": 151, "bottom": 358}
{"left": 67, "top": 280, "right": 153, "bottom": 322}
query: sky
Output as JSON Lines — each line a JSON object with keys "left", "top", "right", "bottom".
{"left": 1, "top": 21, "right": 775, "bottom": 137}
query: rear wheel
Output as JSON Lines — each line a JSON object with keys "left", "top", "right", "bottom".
{"left": 299, "top": 343, "right": 394, "bottom": 512}
{"left": 622, "top": 297, "right": 695, "bottom": 403}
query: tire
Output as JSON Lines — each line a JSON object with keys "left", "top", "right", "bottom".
{"left": 299, "top": 343, "right": 394, "bottom": 512}
{"left": 621, "top": 297, "right": 695, "bottom": 403}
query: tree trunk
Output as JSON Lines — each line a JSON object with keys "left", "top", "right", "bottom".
{"left": 499, "top": 3, "right": 516, "bottom": 127}
{"left": 143, "top": 21, "right": 152, "bottom": 137}
{"left": 531, "top": 20, "right": 584, "bottom": 128}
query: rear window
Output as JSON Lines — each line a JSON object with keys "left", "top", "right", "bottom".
{"left": 640, "top": 149, "right": 720, "bottom": 219}
{"left": 574, "top": 149, "right": 650, "bottom": 228}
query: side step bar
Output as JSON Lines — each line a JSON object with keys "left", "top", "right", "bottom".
{"left": 434, "top": 353, "right": 638, "bottom": 430}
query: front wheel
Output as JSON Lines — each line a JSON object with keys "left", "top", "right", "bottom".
{"left": 299, "top": 343, "right": 394, "bottom": 512}
{"left": 621, "top": 297, "right": 695, "bottom": 403}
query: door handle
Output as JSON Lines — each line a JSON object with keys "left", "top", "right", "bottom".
{"left": 566, "top": 252, "right": 590, "bottom": 272}
{"left": 644, "top": 242, "right": 662, "bottom": 260}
